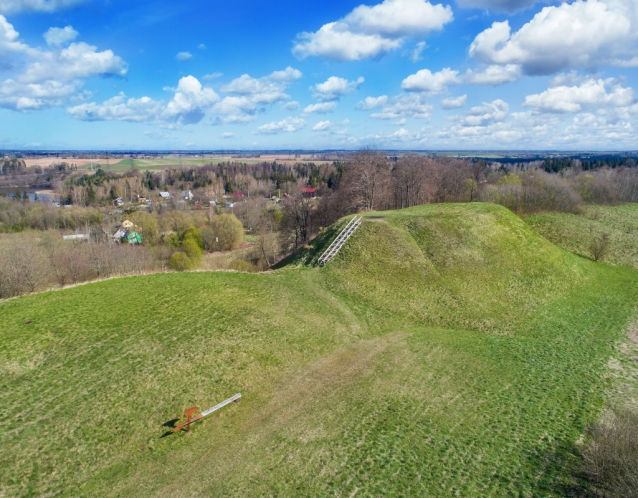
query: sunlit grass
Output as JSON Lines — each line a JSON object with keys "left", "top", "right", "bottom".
{"left": 1, "top": 203, "right": 637, "bottom": 496}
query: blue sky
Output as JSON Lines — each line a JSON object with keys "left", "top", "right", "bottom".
{"left": 0, "top": 0, "right": 637, "bottom": 150}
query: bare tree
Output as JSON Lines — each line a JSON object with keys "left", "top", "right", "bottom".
{"left": 590, "top": 231, "right": 610, "bottom": 262}
{"left": 341, "top": 150, "right": 390, "bottom": 211}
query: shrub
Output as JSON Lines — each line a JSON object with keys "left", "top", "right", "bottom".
{"left": 182, "top": 237, "right": 203, "bottom": 268}
{"left": 202, "top": 214, "right": 244, "bottom": 252}
{"left": 582, "top": 408, "right": 638, "bottom": 497}
{"left": 169, "top": 252, "right": 192, "bottom": 271}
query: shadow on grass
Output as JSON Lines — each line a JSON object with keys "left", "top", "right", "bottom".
{"left": 159, "top": 418, "right": 180, "bottom": 438}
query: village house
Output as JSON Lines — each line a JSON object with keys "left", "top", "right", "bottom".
{"left": 159, "top": 191, "right": 171, "bottom": 200}
{"left": 181, "top": 190, "right": 194, "bottom": 201}
{"left": 113, "top": 197, "right": 124, "bottom": 207}
{"left": 302, "top": 187, "right": 317, "bottom": 198}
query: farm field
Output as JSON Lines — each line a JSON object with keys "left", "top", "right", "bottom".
{"left": 82, "top": 153, "right": 336, "bottom": 172}
{"left": 526, "top": 204, "right": 638, "bottom": 269}
{"left": 1, "top": 203, "right": 637, "bottom": 496}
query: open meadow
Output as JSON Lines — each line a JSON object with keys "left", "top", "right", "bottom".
{"left": 1, "top": 203, "right": 637, "bottom": 496}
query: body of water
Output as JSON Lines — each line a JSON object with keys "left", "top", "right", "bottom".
{"left": 0, "top": 188, "right": 55, "bottom": 203}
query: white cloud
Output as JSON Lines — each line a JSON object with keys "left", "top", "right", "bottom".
{"left": 202, "top": 72, "right": 223, "bottom": 80}
{"left": 256, "top": 116, "right": 306, "bottom": 134}
{"left": 21, "top": 42, "right": 127, "bottom": 83}
{"left": 311, "top": 76, "right": 364, "bottom": 101}
{"left": 469, "top": 0, "right": 638, "bottom": 75}
{"left": 410, "top": 41, "right": 426, "bottom": 62}
{"left": 313, "top": 120, "right": 333, "bottom": 131}
{"left": 67, "top": 93, "right": 163, "bottom": 122}
{"left": 44, "top": 26, "right": 78, "bottom": 46}
{"left": 464, "top": 64, "right": 521, "bottom": 85}
{"left": 0, "top": 16, "right": 127, "bottom": 111}
{"left": 523, "top": 77, "right": 635, "bottom": 113}
{"left": 304, "top": 102, "right": 337, "bottom": 114}
{"left": 401, "top": 67, "right": 460, "bottom": 93}
{"left": 198, "top": 43, "right": 206, "bottom": 50}
{"left": 221, "top": 132, "right": 234, "bottom": 138}
{"left": 0, "top": 78, "right": 81, "bottom": 110}
{"left": 292, "top": 0, "right": 453, "bottom": 61}
{"left": 441, "top": 94, "right": 467, "bottom": 109}
{"left": 452, "top": 99, "right": 509, "bottom": 126}
{"left": 283, "top": 101, "right": 300, "bottom": 110}
{"left": 363, "top": 93, "right": 433, "bottom": 119}
{"left": 356, "top": 95, "right": 388, "bottom": 110}
{"left": 67, "top": 75, "right": 219, "bottom": 126}
{"left": 213, "top": 67, "right": 302, "bottom": 123}
{"left": 176, "top": 51, "right": 193, "bottom": 61}
{"left": 0, "top": 0, "right": 87, "bottom": 14}
{"left": 455, "top": 0, "right": 540, "bottom": 13}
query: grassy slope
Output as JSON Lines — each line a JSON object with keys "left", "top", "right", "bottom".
{"left": 1, "top": 203, "right": 637, "bottom": 497}
{"left": 526, "top": 204, "right": 638, "bottom": 269}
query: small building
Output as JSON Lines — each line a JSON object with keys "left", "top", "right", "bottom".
{"left": 181, "top": 190, "right": 194, "bottom": 201}
{"left": 113, "top": 197, "right": 124, "bottom": 207}
{"left": 302, "top": 187, "right": 317, "bottom": 198}
{"left": 232, "top": 191, "right": 244, "bottom": 199}
{"left": 225, "top": 202, "right": 235, "bottom": 208}
{"left": 159, "top": 191, "right": 171, "bottom": 200}
{"left": 112, "top": 225, "right": 142, "bottom": 244}
{"left": 136, "top": 194, "right": 147, "bottom": 203}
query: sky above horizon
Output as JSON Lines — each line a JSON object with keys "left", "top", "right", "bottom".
{"left": 0, "top": 0, "right": 637, "bottom": 151}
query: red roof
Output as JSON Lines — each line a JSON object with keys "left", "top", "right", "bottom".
{"left": 302, "top": 187, "right": 317, "bottom": 193}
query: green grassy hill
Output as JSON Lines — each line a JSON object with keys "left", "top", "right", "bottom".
{"left": 2, "top": 203, "right": 637, "bottom": 496}
{"left": 526, "top": 204, "right": 638, "bottom": 269}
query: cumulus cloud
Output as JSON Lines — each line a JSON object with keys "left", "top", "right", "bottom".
{"left": 283, "top": 101, "right": 300, "bottom": 110}
{"left": 455, "top": 0, "right": 540, "bottom": 13}
{"left": 293, "top": 0, "right": 453, "bottom": 61}
{"left": 43, "top": 26, "right": 78, "bottom": 46}
{"left": 0, "top": 0, "right": 87, "bottom": 14}
{"left": 176, "top": 51, "right": 193, "bottom": 61}
{"left": 0, "top": 15, "right": 127, "bottom": 111}
{"left": 360, "top": 93, "right": 432, "bottom": 119}
{"left": 213, "top": 67, "right": 302, "bottom": 123}
{"left": 464, "top": 64, "right": 521, "bottom": 85}
{"left": 221, "top": 132, "right": 234, "bottom": 138}
{"left": 312, "top": 120, "right": 333, "bottom": 131}
{"left": 311, "top": 76, "right": 364, "bottom": 101}
{"left": 452, "top": 99, "right": 509, "bottom": 126}
{"left": 256, "top": 116, "right": 306, "bottom": 134}
{"left": 469, "top": 0, "right": 638, "bottom": 75}
{"left": 304, "top": 102, "right": 337, "bottom": 114}
{"left": 441, "top": 94, "right": 467, "bottom": 109}
{"left": 523, "top": 77, "right": 635, "bottom": 113}
{"left": 67, "top": 76, "right": 219, "bottom": 126}
{"left": 401, "top": 67, "right": 460, "bottom": 93}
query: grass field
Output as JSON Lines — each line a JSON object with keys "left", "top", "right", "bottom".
{"left": 1, "top": 203, "right": 637, "bottom": 496}
{"left": 526, "top": 204, "right": 638, "bottom": 269}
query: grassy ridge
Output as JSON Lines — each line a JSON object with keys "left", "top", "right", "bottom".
{"left": 1, "top": 203, "right": 637, "bottom": 496}
{"left": 526, "top": 204, "right": 638, "bottom": 269}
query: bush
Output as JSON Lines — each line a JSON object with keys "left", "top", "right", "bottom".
{"left": 582, "top": 408, "right": 638, "bottom": 497}
{"left": 169, "top": 252, "right": 192, "bottom": 271}
{"left": 202, "top": 214, "right": 244, "bottom": 252}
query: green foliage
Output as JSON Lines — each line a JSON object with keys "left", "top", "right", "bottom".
{"left": 202, "top": 214, "right": 244, "bottom": 252}
{"left": 180, "top": 226, "right": 203, "bottom": 250}
{"left": 130, "top": 211, "right": 159, "bottom": 245}
{"left": 168, "top": 251, "right": 192, "bottom": 271}
{"left": 1, "top": 203, "right": 637, "bottom": 497}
